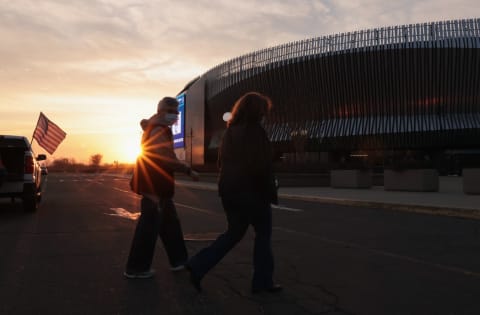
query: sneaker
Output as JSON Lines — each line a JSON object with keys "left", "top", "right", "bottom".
{"left": 170, "top": 264, "right": 185, "bottom": 272}
{"left": 123, "top": 269, "right": 155, "bottom": 279}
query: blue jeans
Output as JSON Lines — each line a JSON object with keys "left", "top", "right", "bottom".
{"left": 126, "top": 197, "right": 188, "bottom": 272}
{"left": 187, "top": 194, "right": 274, "bottom": 289}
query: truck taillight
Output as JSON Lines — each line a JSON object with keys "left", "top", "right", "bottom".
{"left": 25, "top": 156, "right": 34, "bottom": 174}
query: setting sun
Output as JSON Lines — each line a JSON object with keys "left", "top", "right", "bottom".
{"left": 121, "top": 134, "right": 143, "bottom": 163}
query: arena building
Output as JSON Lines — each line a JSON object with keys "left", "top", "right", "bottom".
{"left": 174, "top": 18, "right": 480, "bottom": 174}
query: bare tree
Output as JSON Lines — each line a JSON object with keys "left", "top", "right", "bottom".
{"left": 51, "top": 158, "right": 78, "bottom": 172}
{"left": 90, "top": 154, "right": 103, "bottom": 167}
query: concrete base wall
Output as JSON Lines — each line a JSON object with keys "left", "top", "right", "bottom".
{"left": 463, "top": 168, "right": 480, "bottom": 194}
{"left": 279, "top": 173, "right": 330, "bottom": 187}
{"left": 384, "top": 169, "right": 439, "bottom": 192}
{"left": 330, "top": 170, "right": 372, "bottom": 188}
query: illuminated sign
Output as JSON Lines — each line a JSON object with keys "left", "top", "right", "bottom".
{"left": 173, "top": 93, "right": 185, "bottom": 148}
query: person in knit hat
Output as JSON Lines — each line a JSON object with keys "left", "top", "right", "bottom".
{"left": 125, "top": 96, "right": 199, "bottom": 279}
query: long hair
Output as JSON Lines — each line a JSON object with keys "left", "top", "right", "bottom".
{"left": 227, "top": 92, "right": 272, "bottom": 127}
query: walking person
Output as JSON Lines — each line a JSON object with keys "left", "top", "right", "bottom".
{"left": 125, "top": 96, "right": 199, "bottom": 279}
{"left": 186, "top": 92, "right": 282, "bottom": 294}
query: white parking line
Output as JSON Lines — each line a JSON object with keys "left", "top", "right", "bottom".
{"left": 271, "top": 204, "right": 303, "bottom": 212}
{"left": 113, "top": 187, "right": 134, "bottom": 194}
{"left": 175, "top": 202, "right": 222, "bottom": 217}
{"left": 176, "top": 202, "right": 302, "bottom": 215}
{"left": 106, "top": 208, "right": 140, "bottom": 220}
{"left": 273, "top": 226, "right": 480, "bottom": 279}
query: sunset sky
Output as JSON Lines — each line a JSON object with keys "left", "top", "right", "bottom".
{"left": 1, "top": 1, "right": 478, "bottom": 164}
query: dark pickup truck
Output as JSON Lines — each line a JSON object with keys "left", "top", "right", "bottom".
{"left": 0, "top": 135, "right": 46, "bottom": 212}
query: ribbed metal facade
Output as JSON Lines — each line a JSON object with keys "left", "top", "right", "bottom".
{"left": 196, "top": 18, "right": 480, "bottom": 161}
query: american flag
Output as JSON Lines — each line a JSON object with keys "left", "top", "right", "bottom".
{"left": 32, "top": 112, "right": 67, "bottom": 155}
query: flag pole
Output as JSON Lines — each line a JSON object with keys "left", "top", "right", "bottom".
{"left": 31, "top": 112, "right": 42, "bottom": 145}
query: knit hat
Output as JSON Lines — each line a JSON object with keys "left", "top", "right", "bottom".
{"left": 157, "top": 97, "right": 179, "bottom": 113}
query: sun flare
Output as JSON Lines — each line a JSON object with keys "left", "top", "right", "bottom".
{"left": 121, "top": 135, "right": 143, "bottom": 163}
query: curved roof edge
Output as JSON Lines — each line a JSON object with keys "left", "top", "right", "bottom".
{"left": 202, "top": 18, "right": 480, "bottom": 82}
{"left": 177, "top": 76, "right": 201, "bottom": 96}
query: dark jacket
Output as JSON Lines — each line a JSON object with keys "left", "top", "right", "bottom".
{"left": 218, "top": 123, "right": 277, "bottom": 203}
{"left": 131, "top": 115, "right": 190, "bottom": 198}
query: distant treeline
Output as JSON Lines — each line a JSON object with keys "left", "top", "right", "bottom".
{"left": 47, "top": 157, "right": 134, "bottom": 174}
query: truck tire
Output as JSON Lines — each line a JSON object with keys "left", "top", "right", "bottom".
{"left": 22, "top": 184, "right": 39, "bottom": 212}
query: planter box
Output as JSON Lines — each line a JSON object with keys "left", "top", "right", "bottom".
{"left": 463, "top": 168, "right": 480, "bottom": 194}
{"left": 330, "top": 170, "right": 372, "bottom": 188}
{"left": 384, "top": 169, "right": 439, "bottom": 192}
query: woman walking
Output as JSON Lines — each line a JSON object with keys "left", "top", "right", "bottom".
{"left": 186, "top": 92, "right": 282, "bottom": 294}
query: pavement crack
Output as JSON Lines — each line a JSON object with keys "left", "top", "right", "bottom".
{"left": 282, "top": 261, "right": 359, "bottom": 315}
{"left": 211, "top": 272, "right": 253, "bottom": 300}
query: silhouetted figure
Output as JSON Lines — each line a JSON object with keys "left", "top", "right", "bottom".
{"left": 125, "top": 97, "right": 199, "bottom": 279}
{"left": 186, "top": 92, "right": 282, "bottom": 294}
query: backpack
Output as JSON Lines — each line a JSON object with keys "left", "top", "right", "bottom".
{"left": 129, "top": 124, "right": 174, "bottom": 197}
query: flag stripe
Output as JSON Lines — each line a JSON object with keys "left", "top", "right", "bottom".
{"left": 33, "top": 112, "right": 67, "bottom": 154}
{"left": 43, "top": 132, "right": 64, "bottom": 143}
